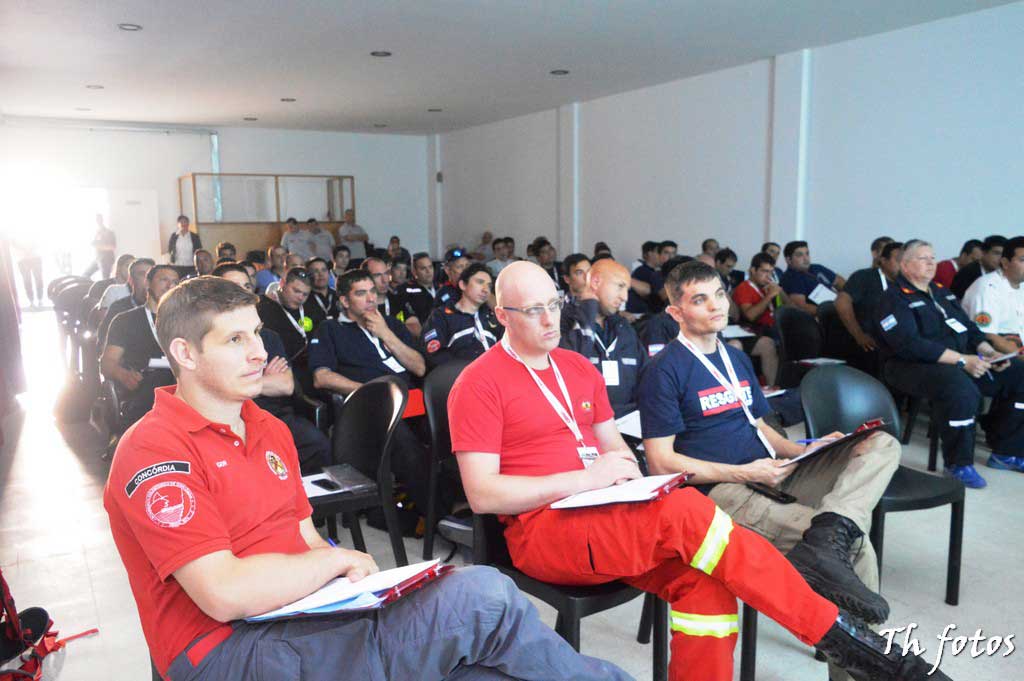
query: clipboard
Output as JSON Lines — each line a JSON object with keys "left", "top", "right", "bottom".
{"left": 246, "top": 560, "right": 454, "bottom": 622}
{"left": 780, "top": 419, "right": 888, "bottom": 467}
{"left": 551, "top": 473, "right": 690, "bottom": 510}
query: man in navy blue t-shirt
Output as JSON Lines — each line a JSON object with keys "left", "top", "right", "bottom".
{"left": 637, "top": 261, "right": 899, "bottom": 658}
{"left": 779, "top": 240, "right": 846, "bottom": 316}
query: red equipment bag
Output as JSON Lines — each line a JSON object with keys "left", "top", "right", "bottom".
{"left": 0, "top": 567, "right": 97, "bottom": 680}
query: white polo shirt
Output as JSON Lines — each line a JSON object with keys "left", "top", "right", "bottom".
{"left": 962, "top": 269, "right": 1024, "bottom": 338}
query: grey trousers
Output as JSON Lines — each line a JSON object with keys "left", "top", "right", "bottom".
{"left": 166, "top": 566, "right": 632, "bottom": 681}
{"left": 708, "top": 432, "right": 900, "bottom": 681}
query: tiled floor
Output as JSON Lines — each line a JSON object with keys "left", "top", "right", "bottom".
{"left": 1, "top": 309, "right": 1021, "bottom": 680}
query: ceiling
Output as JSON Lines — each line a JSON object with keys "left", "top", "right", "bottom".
{"left": 0, "top": 0, "right": 1013, "bottom": 135}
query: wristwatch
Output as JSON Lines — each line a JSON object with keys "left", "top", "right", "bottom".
{"left": 956, "top": 356, "right": 967, "bottom": 370}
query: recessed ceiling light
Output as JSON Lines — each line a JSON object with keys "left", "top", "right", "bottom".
{"left": 243, "top": 116, "right": 258, "bottom": 121}
{"left": 550, "top": 69, "right": 570, "bottom": 76}
{"left": 75, "top": 107, "right": 92, "bottom": 112}
{"left": 373, "top": 123, "right": 388, "bottom": 128}
{"left": 280, "top": 97, "right": 296, "bottom": 102}
{"left": 427, "top": 108, "right": 442, "bottom": 112}
{"left": 370, "top": 51, "right": 392, "bottom": 57}
{"left": 117, "top": 23, "right": 143, "bottom": 31}
{"left": 85, "top": 84, "right": 105, "bottom": 90}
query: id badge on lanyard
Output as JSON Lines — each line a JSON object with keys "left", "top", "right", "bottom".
{"left": 501, "top": 337, "right": 598, "bottom": 467}
{"left": 593, "top": 332, "right": 620, "bottom": 386}
{"left": 676, "top": 333, "right": 777, "bottom": 458}
{"left": 361, "top": 327, "right": 406, "bottom": 373}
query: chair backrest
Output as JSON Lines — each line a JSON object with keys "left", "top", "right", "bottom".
{"left": 800, "top": 365, "right": 901, "bottom": 439}
{"left": 423, "top": 359, "right": 471, "bottom": 463}
{"left": 54, "top": 282, "right": 92, "bottom": 314}
{"left": 332, "top": 376, "right": 408, "bottom": 490}
{"left": 775, "top": 306, "right": 823, "bottom": 362}
{"left": 472, "top": 513, "right": 513, "bottom": 568}
{"left": 47, "top": 275, "right": 88, "bottom": 302}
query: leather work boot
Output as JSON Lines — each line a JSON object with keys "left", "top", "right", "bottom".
{"left": 786, "top": 512, "right": 890, "bottom": 624}
{"left": 817, "top": 610, "right": 953, "bottom": 681}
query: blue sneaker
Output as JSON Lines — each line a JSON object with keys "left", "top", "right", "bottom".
{"left": 944, "top": 464, "right": 987, "bottom": 489}
{"left": 988, "top": 454, "right": 1024, "bottom": 472}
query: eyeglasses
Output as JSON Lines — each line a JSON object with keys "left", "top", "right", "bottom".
{"left": 501, "top": 299, "right": 564, "bottom": 319}
{"left": 288, "top": 267, "right": 310, "bottom": 281}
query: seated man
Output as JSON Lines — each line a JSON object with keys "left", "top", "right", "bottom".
{"left": 386, "top": 235, "right": 412, "bottom": 266}
{"left": 104, "top": 276, "right": 624, "bottom": 681}
{"left": 254, "top": 245, "right": 286, "bottom": 294}
{"left": 100, "top": 264, "right": 181, "bottom": 424}
{"left": 950, "top": 234, "right": 1005, "bottom": 300}
{"left": 434, "top": 248, "right": 471, "bottom": 309}
{"left": 97, "top": 253, "right": 136, "bottom": 309}
{"left": 193, "top": 249, "right": 215, "bottom": 277}
{"left": 256, "top": 267, "right": 324, "bottom": 364}
{"left": 216, "top": 263, "right": 330, "bottom": 475}
{"left": 560, "top": 259, "right": 645, "bottom": 418}
{"left": 626, "top": 240, "right": 665, "bottom": 316}
{"left": 331, "top": 244, "right": 351, "bottom": 278}
{"left": 422, "top": 263, "right": 501, "bottom": 369}
{"left": 487, "top": 237, "right": 514, "bottom": 275}
{"left": 962, "top": 235, "right": 1024, "bottom": 354}
{"left": 311, "top": 270, "right": 431, "bottom": 510}
{"left": 641, "top": 256, "right": 696, "bottom": 357}
{"left": 780, "top": 240, "right": 846, "bottom": 316}
{"left": 560, "top": 253, "right": 591, "bottom": 304}
{"left": 449, "top": 261, "right": 945, "bottom": 681}
{"left": 533, "top": 239, "right": 562, "bottom": 293}
{"left": 760, "top": 242, "right": 784, "bottom": 281}
{"left": 99, "top": 258, "right": 154, "bottom": 345}
{"left": 306, "top": 256, "right": 340, "bottom": 320}
{"left": 833, "top": 241, "right": 903, "bottom": 374}
{"left": 389, "top": 259, "right": 409, "bottom": 291}
{"left": 876, "top": 239, "right": 1024, "bottom": 487}
{"left": 935, "top": 239, "right": 982, "bottom": 289}
{"left": 360, "top": 257, "right": 403, "bottom": 319}
{"left": 639, "top": 261, "right": 900, "bottom": 681}
{"left": 215, "top": 241, "right": 237, "bottom": 261}
{"left": 733, "top": 253, "right": 788, "bottom": 338}
{"left": 398, "top": 252, "right": 440, "bottom": 337}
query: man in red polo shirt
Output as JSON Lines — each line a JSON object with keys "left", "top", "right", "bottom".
{"left": 104, "top": 276, "right": 630, "bottom": 681}
{"left": 448, "top": 261, "right": 947, "bottom": 681}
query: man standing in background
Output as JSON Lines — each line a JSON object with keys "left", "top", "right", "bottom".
{"left": 168, "top": 215, "right": 201, "bottom": 266}
{"left": 337, "top": 209, "right": 369, "bottom": 259}
{"left": 85, "top": 213, "right": 117, "bottom": 279}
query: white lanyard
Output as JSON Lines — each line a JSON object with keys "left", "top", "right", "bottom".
{"left": 473, "top": 312, "right": 491, "bottom": 350}
{"left": 144, "top": 307, "right": 160, "bottom": 346}
{"left": 878, "top": 269, "right": 889, "bottom": 292}
{"left": 278, "top": 302, "right": 307, "bottom": 338}
{"left": 360, "top": 326, "right": 389, "bottom": 360}
{"left": 501, "top": 337, "right": 585, "bottom": 447}
{"left": 592, "top": 329, "right": 618, "bottom": 359}
{"left": 382, "top": 296, "right": 391, "bottom": 316}
{"left": 313, "top": 291, "right": 332, "bottom": 316}
{"left": 676, "top": 333, "right": 776, "bottom": 458}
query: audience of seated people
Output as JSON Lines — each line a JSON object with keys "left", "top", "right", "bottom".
{"left": 950, "top": 234, "right": 1006, "bottom": 300}
{"left": 62, "top": 214, "right": 1020, "bottom": 680}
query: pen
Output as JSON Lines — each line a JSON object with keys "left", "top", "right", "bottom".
{"left": 978, "top": 354, "right": 994, "bottom": 381}
{"left": 327, "top": 538, "right": 338, "bottom": 548}
{"left": 795, "top": 437, "right": 839, "bottom": 445}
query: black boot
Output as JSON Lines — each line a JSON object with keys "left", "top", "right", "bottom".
{"left": 787, "top": 512, "right": 890, "bottom": 624}
{"left": 817, "top": 610, "right": 953, "bottom": 681}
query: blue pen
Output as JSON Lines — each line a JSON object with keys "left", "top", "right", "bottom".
{"left": 795, "top": 438, "right": 820, "bottom": 445}
{"left": 327, "top": 538, "right": 338, "bottom": 548}
{"left": 978, "top": 354, "right": 994, "bottom": 380}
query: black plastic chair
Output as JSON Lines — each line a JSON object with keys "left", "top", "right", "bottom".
{"left": 422, "top": 359, "right": 471, "bottom": 560}
{"left": 473, "top": 513, "right": 668, "bottom": 681}
{"left": 800, "top": 365, "right": 964, "bottom": 605}
{"left": 774, "top": 306, "right": 825, "bottom": 388}
{"left": 316, "top": 376, "right": 410, "bottom": 566}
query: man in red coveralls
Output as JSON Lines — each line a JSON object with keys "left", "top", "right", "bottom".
{"left": 104, "top": 276, "right": 632, "bottom": 681}
{"left": 449, "top": 261, "right": 949, "bottom": 681}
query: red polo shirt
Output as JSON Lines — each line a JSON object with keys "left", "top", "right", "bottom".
{"left": 733, "top": 280, "right": 776, "bottom": 330}
{"left": 103, "top": 387, "right": 312, "bottom": 676}
{"left": 448, "top": 344, "right": 613, "bottom": 478}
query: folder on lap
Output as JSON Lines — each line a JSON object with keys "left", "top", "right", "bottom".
{"left": 550, "top": 473, "right": 689, "bottom": 510}
{"left": 246, "top": 560, "right": 454, "bottom": 622}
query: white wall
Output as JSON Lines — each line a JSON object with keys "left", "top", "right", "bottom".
{"left": 580, "top": 61, "right": 772, "bottom": 263}
{"left": 0, "top": 125, "right": 211, "bottom": 263}
{"left": 440, "top": 110, "right": 559, "bottom": 255}
{"left": 804, "top": 2, "right": 1024, "bottom": 271}
{"left": 438, "top": 3, "right": 1024, "bottom": 277}
{"left": 216, "top": 128, "right": 430, "bottom": 254}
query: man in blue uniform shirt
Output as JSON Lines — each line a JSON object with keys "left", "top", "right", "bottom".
{"left": 637, "top": 262, "right": 899, "bottom": 674}
{"left": 435, "top": 248, "right": 471, "bottom": 310}
{"left": 560, "top": 259, "right": 644, "bottom": 418}
{"left": 876, "top": 239, "right": 1024, "bottom": 488}
{"left": 422, "top": 263, "right": 502, "bottom": 368}
{"left": 780, "top": 241, "right": 846, "bottom": 316}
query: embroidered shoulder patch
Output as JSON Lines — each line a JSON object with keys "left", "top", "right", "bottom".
{"left": 424, "top": 329, "right": 438, "bottom": 342}
{"left": 880, "top": 314, "right": 898, "bottom": 331}
{"left": 125, "top": 461, "right": 191, "bottom": 498}
{"left": 974, "top": 312, "right": 992, "bottom": 326}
